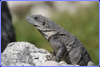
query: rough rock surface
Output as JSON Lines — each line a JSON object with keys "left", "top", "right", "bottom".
{"left": 41, "top": 61, "right": 78, "bottom": 66}
{"left": 1, "top": 42, "right": 79, "bottom": 66}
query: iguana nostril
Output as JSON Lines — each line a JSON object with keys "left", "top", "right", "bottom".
{"left": 26, "top": 16, "right": 29, "bottom": 20}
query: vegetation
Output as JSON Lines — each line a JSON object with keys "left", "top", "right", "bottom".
{"left": 13, "top": 3, "right": 99, "bottom": 65}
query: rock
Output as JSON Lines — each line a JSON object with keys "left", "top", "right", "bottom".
{"left": 1, "top": 42, "right": 79, "bottom": 66}
{"left": 41, "top": 61, "right": 61, "bottom": 66}
{"left": 41, "top": 61, "right": 77, "bottom": 66}
{"left": 1, "top": 42, "right": 54, "bottom": 66}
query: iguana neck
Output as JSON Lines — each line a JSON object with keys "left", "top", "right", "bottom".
{"left": 38, "top": 29, "right": 59, "bottom": 41}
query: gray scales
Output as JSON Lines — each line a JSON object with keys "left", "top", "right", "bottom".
{"left": 26, "top": 15, "right": 96, "bottom": 66}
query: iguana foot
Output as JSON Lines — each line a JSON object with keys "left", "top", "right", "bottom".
{"left": 54, "top": 57, "right": 61, "bottom": 62}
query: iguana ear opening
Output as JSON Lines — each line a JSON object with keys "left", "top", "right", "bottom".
{"left": 43, "top": 21, "right": 46, "bottom": 26}
{"left": 43, "top": 18, "right": 48, "bottom": 27}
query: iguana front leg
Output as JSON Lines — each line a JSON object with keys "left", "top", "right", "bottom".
{"left": 55, "top": 45, "right": 67, "bottom": 62}
{"left": 49, "top": 36, "right": 67, "bottom": 62}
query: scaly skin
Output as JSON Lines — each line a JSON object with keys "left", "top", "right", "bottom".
{"left": 26, "top": 15, "right": 96, "bottom": 66}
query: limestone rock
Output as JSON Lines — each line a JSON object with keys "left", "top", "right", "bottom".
{"left": 1, "top": 42, "right": 54, "bottom": 66}
{"left": 41, "top": 61, "right": 61, "bottom": 66}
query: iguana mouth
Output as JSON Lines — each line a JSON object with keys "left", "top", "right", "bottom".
{"left": 33, "top": 25, "right": 40, "bottom": 27}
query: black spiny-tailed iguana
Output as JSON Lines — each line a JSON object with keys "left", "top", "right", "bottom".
{"left": 26, "top": 15, "right": 96, "bottom": 66}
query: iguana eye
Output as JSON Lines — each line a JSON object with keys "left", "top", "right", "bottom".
{"left": 34, "top": 17, "right": 37, "bottom": 20}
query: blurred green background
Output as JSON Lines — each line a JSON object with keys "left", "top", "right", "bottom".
{"left": 9, "top": 1, "right": 99, "bottom": 65}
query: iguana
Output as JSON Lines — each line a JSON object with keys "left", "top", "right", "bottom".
{"left": 26, "top": 15, "right": 96, "bottom": 66}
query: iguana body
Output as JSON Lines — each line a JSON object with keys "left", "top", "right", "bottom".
{"left": 26, "top": 15, "right": 96, "bottom": 66}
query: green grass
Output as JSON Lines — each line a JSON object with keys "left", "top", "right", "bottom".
{"left": 13, "top": 3, "right": 99, "bottom": 65}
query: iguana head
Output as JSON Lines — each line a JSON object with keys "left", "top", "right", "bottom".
{"left": 26, "top": 14, "right": 61, "bottom": 40}
{"left": 26, "top": 15, "right": 49, "bottom": 30}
